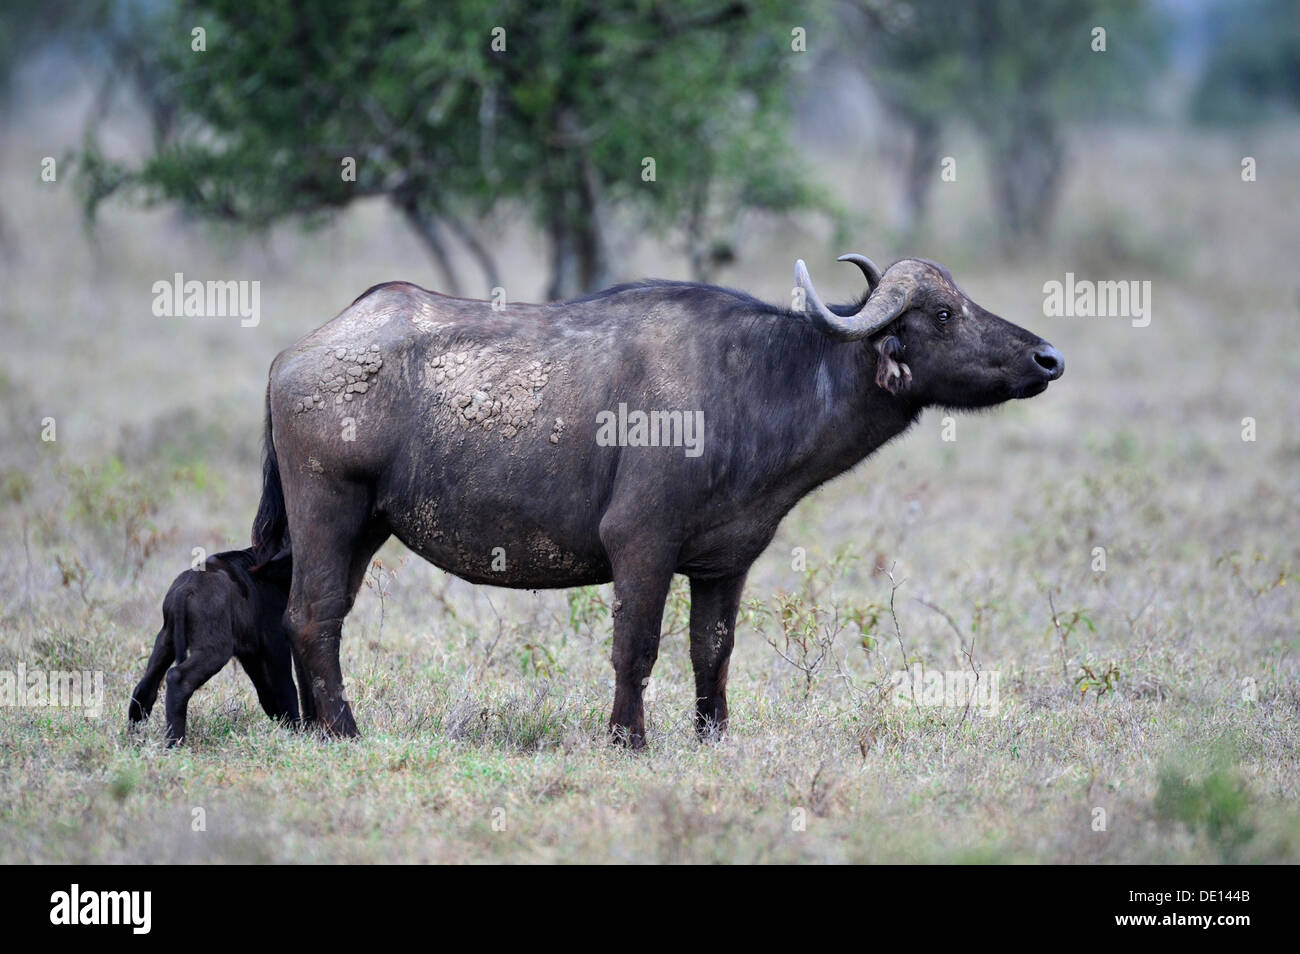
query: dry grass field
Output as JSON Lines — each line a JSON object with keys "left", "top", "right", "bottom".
{"left": 1, "top": 83, "right": 1297, "bottom": 863}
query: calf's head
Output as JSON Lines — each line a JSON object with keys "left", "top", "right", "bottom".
{"left": 796, "top": 253, "right": 1063, "bottom": 408}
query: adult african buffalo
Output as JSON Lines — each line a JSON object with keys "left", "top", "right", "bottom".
{"left": 252, "top": 253, "right": 1063, "bottom": 747}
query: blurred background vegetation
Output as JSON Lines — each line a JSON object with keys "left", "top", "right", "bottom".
{"left": 3, "top": 0, "right": 1296, "bottom": 297}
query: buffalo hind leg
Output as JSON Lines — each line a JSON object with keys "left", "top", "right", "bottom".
{"left": 285, "top": 489, "right": 388, "bottom": 738}
{"left": 689, "top": 572, "right": 747, "bottom": 740}
{"left": 290, "top": 601, "right": 357, "bottom": 737}
{"left": 602, "top": 527, "right": 677, "bottom": 749}
{"left": 290, "top": 646, "right": 316, "bottom": 727}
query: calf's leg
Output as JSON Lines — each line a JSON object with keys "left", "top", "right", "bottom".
{"left": 163, "top": 650, "right": 229, "bottom": 746}
{"left": 128, "top": 626, "right": 173, "bottom": 727}
{"left": 238, "top": 649, "right": 299, "bottom": 724}
{"left": 268, "top": 638, "right": 302, "bottom": 724}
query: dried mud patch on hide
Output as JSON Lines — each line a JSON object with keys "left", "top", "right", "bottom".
{"left": 293, "top": 343, "right": 384, "bottom": 413}
{"left": 530, "top": 531, "right": 579, "bottom": 571}
{"left": 426, "top": 348, "right": 552, "bottom": 439}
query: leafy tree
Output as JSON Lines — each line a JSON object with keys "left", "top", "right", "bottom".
{"left": 846, "top": 0, "right": 1165, "bottom": 250}
{"left": 80, "top": 0, "right": 835, "bottom": 298}
{"left": 1191, "top": 0, "right": 1300, "bottom": 125}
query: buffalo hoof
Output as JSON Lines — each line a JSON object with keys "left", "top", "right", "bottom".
{"left": 318, "top": 702, "right": 360, "bottom": 739}
{"left": 693, "top": 715, "right": 728, "bottom": 743}
{"left": 608, "top": 723, "right": 647, "bottom": 750}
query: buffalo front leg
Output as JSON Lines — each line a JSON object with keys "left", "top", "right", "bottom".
{"left": 603, "top": 538, "right": 677, "bottom": 749}
{"left": 688, "top": 572, "right": 746, "bottom": 740}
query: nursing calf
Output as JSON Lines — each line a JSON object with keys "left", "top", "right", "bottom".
{"left": 128, "top": 548, "right": 302, "bottom": 745}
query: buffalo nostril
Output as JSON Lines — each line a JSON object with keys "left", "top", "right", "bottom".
{"left": 1033, "top": 345, "right": 1064, "bottom": 380}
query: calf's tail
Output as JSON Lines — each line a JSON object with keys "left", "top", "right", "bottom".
{"left": 171, "top": 593, "right": 189, "bottom": 663}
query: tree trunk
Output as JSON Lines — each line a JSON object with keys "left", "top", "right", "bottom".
{"left": 396, "top": 198, "right": 462, "bottom": 296}
{"left": 544, "top": 203, "right": 610, "bottom": 300}
{"left": 544, "top": 109, "right": 611, "bottom": 300}
{"left": 442, "top": 213, "right": 501, "bottom": 297}
{"left": 898, "top": 117, "right": 940, "bottom": 237}
{"left": 685, "top": 174, "right": 710, "bottom": 283}
{"left": 985, "top": 111, "right": 1064, "bottom": 254}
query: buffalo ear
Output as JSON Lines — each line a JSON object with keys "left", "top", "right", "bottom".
{"left": 874, "top": 335, "right": 912, "bottom": 394}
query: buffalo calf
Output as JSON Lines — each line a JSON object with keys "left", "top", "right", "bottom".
{"left": 128, "top": 548, "right": 300, "bottom": 745}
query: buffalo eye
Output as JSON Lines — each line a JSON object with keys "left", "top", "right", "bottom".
{"left": 936, "top": 309, "right": 951, "bottom": 322}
